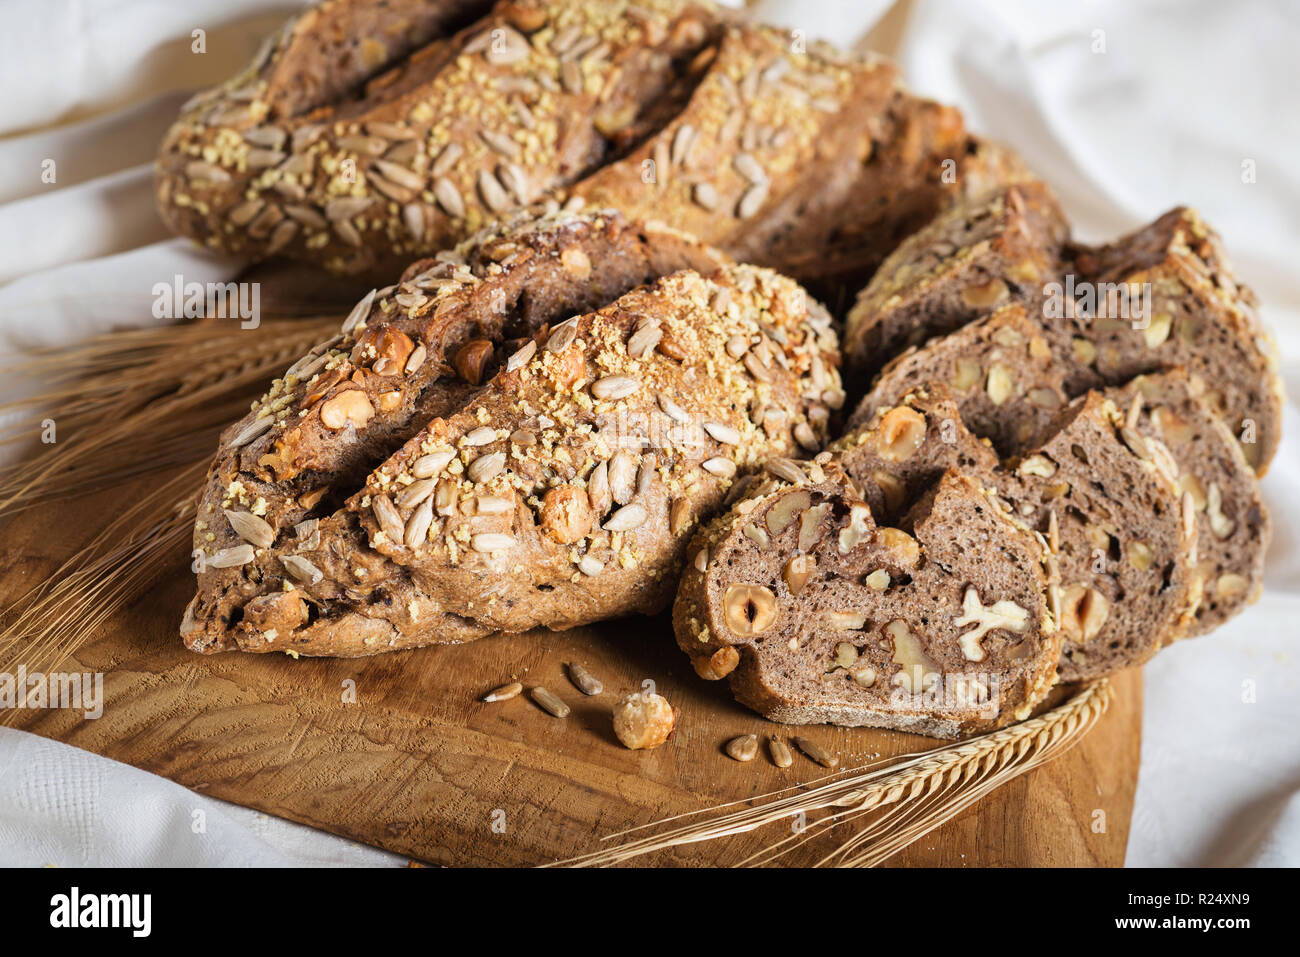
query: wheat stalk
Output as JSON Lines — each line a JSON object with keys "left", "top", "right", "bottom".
{"left": 551, "top": 679, "right": 1112, "bottom": 868}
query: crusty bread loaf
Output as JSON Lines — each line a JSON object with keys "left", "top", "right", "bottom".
{"left": 672, "top": 463, "right": 1060, "bottom": 738}
{"left": 1105, "top": 369, "right": 1269, "bottom": 635}
{"left": 156, "top": 0, "right": 1029, "bottom": 292}
{"left": 1065, "top": 207, "right": 1283, "bottom": 474}
{"left": 850, "top": 304, "right": 1068, "bottom": 456}
{"left": 183, "top": 206, "right": 841, "bottom": 655}
{"left": 841, "top": 181, "right": 1069, "bottom": 378}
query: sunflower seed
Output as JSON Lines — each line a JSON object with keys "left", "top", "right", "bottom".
{"left": 627, "top": 323, "right": 663, "bottom": 358}
{"left": 325, "top": 197, "right": 374, "bottom": 222}
{"left": 702, "top": 457, "right": 737, "bottom": 478}
{"left": 471, "top": 532, "right": 515, "bottom": 553}
{"left": 546, "top": 319, "right": 578, "bottom": 353}
{"left": 372, "top": 494, "right": 405, "bottom": 543}
{"left": 412, "top": 448, "right": 455, "bottom": 478}
{"left": 567, "top": 662, "right": 603, "bottom": 696}
{"left": 497, "top": 162, "right": 532, "bottom": 202}
{"left": 608, "top": 450, "right": 637, "bottom": 504}
{"left": 369, "top": 173, "right": 415, "bottom": 204}
{"left": 794, "top": 421, "right": 819, "bottom": 451}
{"left": 657, "top": 394, "right": 690, "bottom": 424}
{"left": 341, "top": 288, "right": 377, "bottom": 334}
{"left": 475, "top": 495, "right": 513, "bottom": 515}
{"left": 230, "top": 415, "right": 274, "bottom": 448}
{"left": 284, "top": 204, "right": 327, "bottom": 229}
{"left": 243, "top": 126, "right": 287, "bottom": 149}
{"left": 462, "top": 426, "right": 496, "bottom": 447}
{"left": 467, "top": 451, "right": 506, "bottom": 483}
{"left": 637, "top": 454, "right": 658, "bottom": 496}
{"left": 506, "top": 339, "right": 536, "bottom": 371}
{"left": 725, "top": 734, "right": 758, "bottom": 762}
{"left": 769, "top": 735, "right": 794, "bottom": 768}
{"left": 578, "top": 555, "right": 604, "bottom": 576}
{"left": 588, "top": 461, "right": 612, "bottom": 513}
{"left": 478, "top": 169, "right": 511, "bottom": 212}
{"left": 733, "top": 152, "right": 767, "bottom": 185}
{"left": 185, "top": 161, "right": 230, "bottom": 183}
{"left": 725, "top": 334, "right": 749, "bottom": 358}
{"left": 485, "top": 25, "right": 530, "bottom": 64}
{"left": 404, "top": 497, "right": 434, "bottom": 548}
{"left": 246, "top": 148, "right": 286, "bottom": 169}
{"left": 209, "top": 544, "right": 255, "bottom": 568}
{"left": 704, "top": 421, "right": 741, "bottom": 445}
{"left": 227, "top": 199, "right": 265, "bottom": 226}
{"left": 272, "top": 178, "right": 306, "bottom": 201}
{"left": 280, "top": 554, "right": 323, "bottom": 586}
{"left": 366, "top": 121, "right": 415, "bottom": 141}
{"left": 766, "top": 457, "right": 805, "bottom": 484}
{"left": 669, "top": 498, "right": 690, "bottom": 536}
{"left": 479, "top": 127, "right": 521, "bottom": 159}
{"left": 396, "top": 478, "right": 436, "bottom": 509}
{"left": 372, "top": 158, "right": 425, "bottom": 191}
{"left": 736, "top": 182, "right": 769, "bottom": 219}
{"left": 290, "top": 124, "right": 325, "bottom": 151}
{"left": 671, "top": 124, "right": 696, "bottom": 166}
{"left": 265, "top": 219, "right": 298, "bottom": 254}
{"left": 431, "top": 141, "right": 463, "bottom": 177}
{"left": 793, "top": 736, "right": 839, "bottom": 769}
{"left": 743, "top": 351, "right": 774, "bottom": 383}
{"left": 530, "top": 686, "right": 570, "bottom": 718}
{"left": 337, "top": 134, "right": 387, "bottom": 155}
{"left": 404, "top": 343, "right": 427, "bottom": 374}
{"left": 433, "top": 177, "right": 465, "bottom": 217}
{"left": 510, "top": 429, "right": 536, "bottom": 446}
{"left": 222, "top": 509, "right": 274, "bottom": 548}
{"left": 604, "top": 503, "right": 648, "bottom": 532}
{"left": 334, "top": 218, "right": 363, "bottom": 247}
{"left": 206, "top": 105, "right": 253, "bottom": 127}
{"left": 592, "top": 375, "right": 638, "bottom": 400}
{"left": 483, "top": 681, "right": 523, "bottom": 702}
{"left": 550, "top": 23, "right": 582, "bottom": 54}
{"left": 561, "top": 60, "right": 583, "bottom": 94}
{"left": 692, "top": 182, "right": 719, "bottom": 210}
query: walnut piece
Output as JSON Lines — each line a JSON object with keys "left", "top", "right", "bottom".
{"left": 953, "top": 587, "right": 1030, "bottom": 661}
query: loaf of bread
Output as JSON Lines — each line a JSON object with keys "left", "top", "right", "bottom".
{"left": 1105, "top": 370, "right": 1269, "bottom": 635}
{"left": 850, "top": 304, "right": 1068, "bottom": 456}
{"left": 672, "top": 461, "right": 1060, "bottom": 738}
{"left": 841, "top": 185, "right": 1281, "bottom": 475}
{"left": 182, "top": 206, "right": 841, "bottom": 655}
{"left": 155, "top": 0, "right": 1024, "bottom": 291}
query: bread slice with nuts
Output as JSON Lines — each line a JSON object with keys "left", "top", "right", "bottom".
{"left": 673, "top": 464, "right": 1060, "bottom": 738}
{"left": 183, "top": 206, "right": 840, "bottom": 655}
{"left": 841, "top": 180, "right": 1069, "bottom": 380}
{"left": 849, "top": 304, "right": 1069, "bottom": 457}
{"left": 1064, "top": 207, "right": 1283, "bottom": 474}
{"left": 1105, "top": 369, "right": 1270, "bottom": 635}
{"left": 996, "top": 391, "right": 1198, "bottom": 682}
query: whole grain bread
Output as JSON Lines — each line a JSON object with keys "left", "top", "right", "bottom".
{"left": 672, "top": 463, "right": 1060, "bottom": 738}
{"left": 1105, "top": 369, "right": 1269, "bottom": 635}
{"left": 182, "top": 206, "right": 841, "bottom": 656}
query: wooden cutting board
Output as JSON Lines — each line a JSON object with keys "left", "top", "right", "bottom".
{"left": 1, "top": 472, "right": 1141, "bottom": 866}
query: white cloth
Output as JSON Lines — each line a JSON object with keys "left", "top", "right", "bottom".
{"left": 1, "top": 0, "right": 1296, "bottom": 866}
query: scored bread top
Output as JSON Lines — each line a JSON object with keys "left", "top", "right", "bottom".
{"left": 672, "top": 462, "right": 1060, "bottom": 739}
{"left": 183, "top": 206, "right": 841, "bottom": 655}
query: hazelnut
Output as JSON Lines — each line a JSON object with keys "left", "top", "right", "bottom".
{"left": 319, "top": 389, "right": 375, "bottom": 430}
{"left": 1143, "top": 312, "right": 1172, "bottom": 348}
{"left": 1215, "top": 573, "right": 1249, "bottom": 597}
{"left": 723, "top": 583, "right": 778, "bottom": 636}
{"left": 960, "top": 278, "right": 1009, "bottom": 310}
{"left": 986, "top": 364, "right": 1013, "bottom": 406}
{"left": 1072, "top": 337, "right": 1097, "bottom": 366}
{"left": 872, "top": 469, "right": 906, "bottom": 513}
{"left": 612, "top": 692, "right": 676, "bottom": 750}
{"left": 783, "top": 554, "right": 815, "bottom": 595}
{"left": 1018, "top": 454, "right": 1057, "bottom": 478}
{"left": 454, "top": 338, "right": 494, "bottom": 385}
{"left": 876, "top": 527, "right": 920, "bottom": 565}
{"left": 952, "top": 357, "right": 981, "bottom": 391}
{"left": 561, "top": 246, "right": 591, "bottom": 280}
{"left": 1059, "top": 584, "right": 1109, "bottom": 642}
{"left": 874, "top": 407, "right": 927, "bottom": 462}
{"left": 691, "top": 645, "right": 740, "bottom": 680}
{"left": 1128, "top": 541, "right": 1155, "bottom": 571}
{"left": 540, "top": 484, "right": 593, "bottom": 544}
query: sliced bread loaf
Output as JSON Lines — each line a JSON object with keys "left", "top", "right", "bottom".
{"left": 1106, "top": 369, "right": 1269, "bottom": 635}
{"left": 673, "top": 464, "right": 1060, "bottom": 738}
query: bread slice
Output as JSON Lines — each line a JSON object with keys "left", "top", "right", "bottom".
{"left": 834, "top": 387, "right": 1199, "bottom": 683}
{"left": 183, "top": 207, "right": 841, "bottom": 655}
{"left": 995, "top": 392, "right": 1198, "bottom": 681}
{"left": 841, "top": 181, "right": 1069, "bottom": 379}
{"left": 1065, "top": 208, "right": 1283, "bottom": 473}
{"left": 849, "top": 304, "right": 1068, "bottom": 456}
{"left": 832, "top": 386, "right": 997, "bottom": 524}
{"left": 673, "top": 464, "right": 1060, "bottom": 738}
{"left": 1106, "top": 369, "right": 1269, "bottom": 635}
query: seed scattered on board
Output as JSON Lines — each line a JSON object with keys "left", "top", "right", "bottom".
{"left": 725, "top": 734, "right": 758, "bottom": 762}
{"left": 482, "top": 681, "right": 522, "bottom": 702}
{"left": 531, "top": 686, "right": 570, "bottom": 718}
{"left": 567, "top": 662, "right": 603, "bottom": 696}
{"left": 769, "top": 735, "right": 794, "bottom": 768}
{"left": 793, "top": 736, "right": 839, "bottom": 769}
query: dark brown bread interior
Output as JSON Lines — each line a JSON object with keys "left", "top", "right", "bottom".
{"left": 673, "top": 464, "right": 1059, "bottom": 738}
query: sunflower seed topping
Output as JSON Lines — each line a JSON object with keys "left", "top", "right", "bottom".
{"left": 396, "top": 478, "right": 436, "bottom": 508}
{"left": 530, "top": 686, "right": 570, "bottom": 718}
{"left": 433, "top": 177, "right": 466, "bottom": 217}
{"left": 412, "top": 449, "right": 455, "bottom": 478}
{"left": 404, "top": 498, "right": 434, "bottom": 548}
{"left": 702, "top": 457, "right": 737, "bottom": 478}
{"left": 578, "top": 555, "right": 604, "bottom": 576}
{"left": 280, "top": 554, "right": 323, "bottom": 586}
{"left": 506, "top": 339, "right": 536, "bottom": 371}
{"left": 224, "top": 508, "right": 274, "bottom": 548}
{"left": 704, "top": 421, "right": 741, "bottom": 445}
{"left": 467, "top": 451, "right": 506, "bottom": 483}
{"left": 604, "top": 503, "right": 648, "bottom": 532}
{"left": 591, "top": 375, "right": 638, "bottom": 400}
{"left": 372, "top": 494, "right": 405, "bottom": 543}
{"left": 341, "top": 288, "right": 377, "bottom": 334}
{"left": 208, "top": 544, "right": 255, "bottom": 569}
{"left": 567, "top": 662, "right": 603, "bottom": 696}
{"left": 471, "top": 532, "right": 515, "bottom": 553}
{"left": 483, "top": 681, "right": 523, "bottom": 702}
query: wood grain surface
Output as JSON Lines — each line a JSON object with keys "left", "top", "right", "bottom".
{"left": 0, "top": 471, "right": 1141, "bottom": 866}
